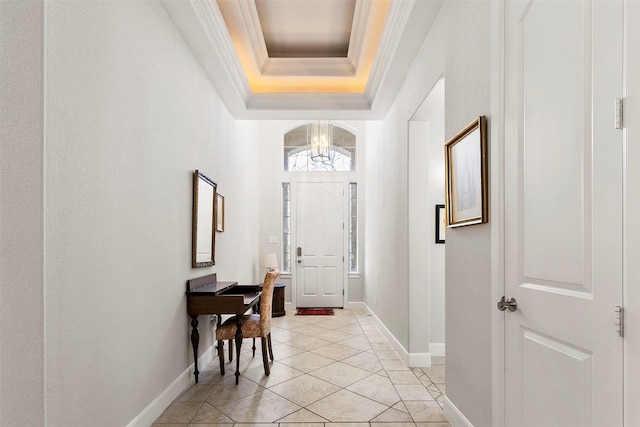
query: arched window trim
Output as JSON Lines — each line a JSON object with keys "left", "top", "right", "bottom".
{"left": 284, "top": 123, "right": 357, "bottom": 172}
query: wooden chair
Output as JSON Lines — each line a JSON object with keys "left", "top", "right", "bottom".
{"left": 215, "top": 269, "right": 279, "bottom": 383}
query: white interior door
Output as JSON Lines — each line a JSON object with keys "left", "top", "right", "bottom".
{"left": 295, "top": 182, "right": 344, "bottom": 308}
{"left": 504, "top": 1, "right": 624, "bottom": 426}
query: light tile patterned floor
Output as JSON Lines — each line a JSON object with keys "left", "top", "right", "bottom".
{"left": 153, "top": 309, "right": 449, "bottom": 427}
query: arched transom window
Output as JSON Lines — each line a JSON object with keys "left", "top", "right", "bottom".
{"left": 284, "top": 123, "right": 356, "bottom": 172}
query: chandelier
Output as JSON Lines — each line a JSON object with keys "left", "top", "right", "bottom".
{"left": 307, "top": 121, "right": 333, "bottom": 163}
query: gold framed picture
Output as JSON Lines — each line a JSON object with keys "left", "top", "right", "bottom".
{"left": 435, "top": 204, "right": 446, "bottom": 243}
{"left": 215, "top": 193, "right": 225, "bottom": 232}
{"left": 445, "top": 116, "right": 488, "bottom": 227}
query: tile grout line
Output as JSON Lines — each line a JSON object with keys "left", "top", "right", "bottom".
{"left": 153, "top": 309, "right": 448, "bottom": 426}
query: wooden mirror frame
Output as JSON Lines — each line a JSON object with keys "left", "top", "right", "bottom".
{"left": 192, "top": 170, "right": 216, "bottom": 267}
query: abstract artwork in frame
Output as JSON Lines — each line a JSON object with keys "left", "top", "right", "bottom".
{"left": 444, "top": 116, "right": 488, "bottom": 227}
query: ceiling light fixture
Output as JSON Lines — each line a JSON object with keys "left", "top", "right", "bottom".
{"left": 308, "top": 121, "right": 333, "bottom": 163}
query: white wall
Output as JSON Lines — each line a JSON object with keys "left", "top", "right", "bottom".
{"left": 43, "top": 2, "right": 258, "bottom": 426}
{"left": 364, "top": 114, "right": 410, "bottom": 346}
{"left": 408, "top": 120, "right": 431, "bottom": 359}
{"left": 367, "top": 1, "right": 492, "bottom": 426}
{"left": 408, "top": 96, "right": 446, "bottom": 359}
{"left": 427, "top": 105, "right": 446, "bottom": 349}
{"left": 0, "top": 1, "right": 45, "bottom": 425}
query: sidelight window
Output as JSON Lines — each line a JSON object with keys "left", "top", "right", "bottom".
{"left": 282, "top": 183, "right": 291, "bottom": 273}
{"left": 349, "top": 183, "right": 358, "bottom": 273}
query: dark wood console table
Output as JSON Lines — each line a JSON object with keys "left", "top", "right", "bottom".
{"left": 272, "top": 283, "right": 286, "bottom": 317}
{"left": 186, "top": 273, "right": 261, "bottom": 384}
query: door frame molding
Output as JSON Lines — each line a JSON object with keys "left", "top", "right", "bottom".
{"left": 489, "top": 1, "right": 506, "bottom": 426}
{"left": 624, "top": 2, "right": 639, "bottom": 425}
{"left": 290, "top": 177, "right": 350, "bottom": 308}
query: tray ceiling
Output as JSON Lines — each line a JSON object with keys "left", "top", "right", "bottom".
{"left": 163, "top": 0, "right": 443, "bottom": 119}
{"left": 255, "top": 0, "right": 356, "bottom": 58}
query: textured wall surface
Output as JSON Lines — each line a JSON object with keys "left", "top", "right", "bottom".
{"left": 366, "top": 1, "right": 493, "bottom": 426}
{"left": 44, "top": 2, "right": 258, "bottom": 425}
{"left": 0, "top": 1, "right": 45, "bottom": 425}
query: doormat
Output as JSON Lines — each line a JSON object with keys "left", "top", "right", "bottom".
{"left": 296, "top": 308, "right": 334, "bottom": 316}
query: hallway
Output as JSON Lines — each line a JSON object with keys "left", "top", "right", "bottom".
{"left": 153, "top": 310, "right": 449, "bottom": 426}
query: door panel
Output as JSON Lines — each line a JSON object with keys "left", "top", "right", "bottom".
{"left": 522, "top": 330, "right": 593, "bottom": 427}
{"left": 504, "top": 1, "right": 623, "bottom": 426}
{"left": 296, "top": 182, "right": 344, "bottom": 307}
{"left": 521, "top": 0, "right": 590, "bottom": 290}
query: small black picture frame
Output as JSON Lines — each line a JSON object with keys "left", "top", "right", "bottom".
{"left": 435, "top": 204, "right": 446, "bottom": 244}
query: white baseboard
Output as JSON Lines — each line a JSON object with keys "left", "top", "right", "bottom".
{"left": 408, "top": 352, "right": 431, "bottom": 367}
{"left": 285, "top": 302, "right": 295, "bottom": 314}
{"left": 363, "top": 305, "right": 433, "bottom": 367}
{"left": 126, "top": 345, "right": 215, "bottom": 427}
{"left": 363, "top": 305, "right": 408, "bottom": 363}
{"left": 444, "top": 395, "right": 474, "bottom": 427}
{"left": 343, "top": 301, "right": 367, "bottom": 310}
{"left": 284, "top": 301, "right": 368, "bottom": 311}
{"left": 430, "top": 342, "right": 446, "bottom": 357}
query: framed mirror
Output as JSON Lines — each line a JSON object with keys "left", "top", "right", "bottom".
{"left": 192, "top": 170, "right": 216, "bottom": 267}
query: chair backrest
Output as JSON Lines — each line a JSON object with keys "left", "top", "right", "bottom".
{"left": 259, "top": 269, "right": 279, "bottom": 335}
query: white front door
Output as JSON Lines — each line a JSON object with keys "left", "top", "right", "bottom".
{"left": 504, "top": 1, "right": 624, "bottom": 426}
{"left": 295, "top": 182, "right": 344, "bottom": 308}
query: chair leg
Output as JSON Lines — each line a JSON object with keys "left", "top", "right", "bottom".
{"left": 252, "top": 338, "right": 256, "bottom": 357}
{"left": 228, "top": 339, "right": 233, "bottom": 361}
{"left": 217, "top": 340, "right": 225, "bottom": 376}
{"left": 267, "top": 333, "right": 274, "bottom": 361}
{"left": 261, "top": 336, "right": 270, "bottom": 376}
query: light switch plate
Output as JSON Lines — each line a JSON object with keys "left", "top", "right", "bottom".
{"left": 268, "top": 235, "right": 278, "bottom": 244}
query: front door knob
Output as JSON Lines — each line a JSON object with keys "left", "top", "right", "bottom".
{"left": 497, "top": 296, "right": 517, "bottom": 312}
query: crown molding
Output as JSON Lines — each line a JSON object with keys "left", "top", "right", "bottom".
{"left": 365, "top": 0, "right": 414, "bottom": 103}
{"left": 248, "top": 93, "right": 371, "bottom": 111}
{"left": 366, "top": 0, "right": 444, "bottom": 113}
{"left": 234, "top": 0, "right": 269, "bottom": 72}
{"left": 191, "top": 0, "right": 251, "bottom": 100}
{"left": 261, "top": 58, "right": 355, "bottom": 77}
{"left": 163, "top": 0, "right": 251, "bottom": 111}
{"left": 346, "top": 0, "right": 370, "bottom": 72}
{"left": 163, "top": 0, "right": 443, "bottom": 119}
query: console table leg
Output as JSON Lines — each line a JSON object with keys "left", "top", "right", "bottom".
{"left": 234, "top": 317, "right": 243, "bottom": 385}
{"left": 190, "top": 315, "right": 200, "bottom": 383}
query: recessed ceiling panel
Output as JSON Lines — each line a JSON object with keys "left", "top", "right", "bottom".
{"left": 163, "top": 0, "right": 444, "bottom": 117}
{"left": 255, "top": 0, "right": 356, "bottom": 58}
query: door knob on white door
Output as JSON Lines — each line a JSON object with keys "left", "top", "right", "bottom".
{"left": 497, "top": 296, "right": 517, "bottom": 312}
